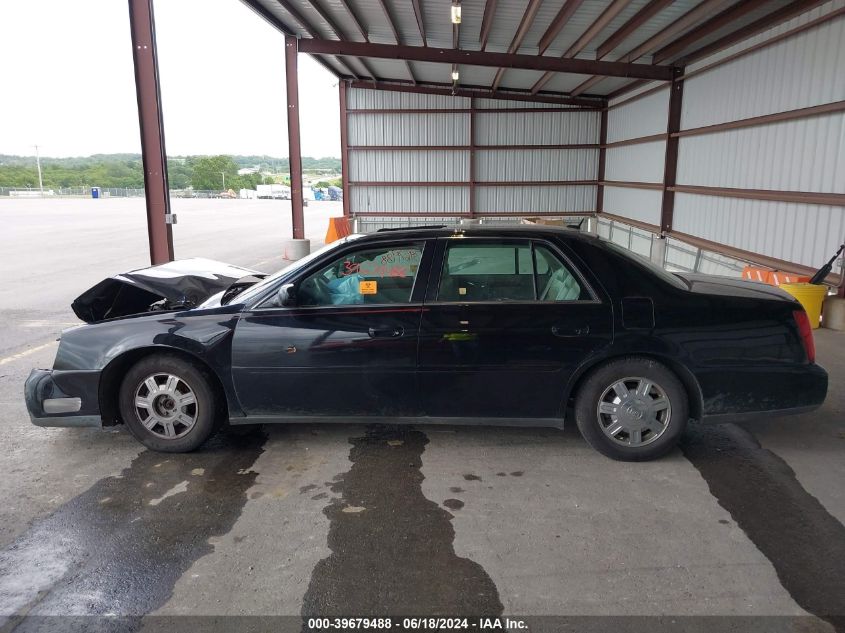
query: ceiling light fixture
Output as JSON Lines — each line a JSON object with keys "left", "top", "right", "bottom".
{"left": 451, "top": 3, "right": 462, "bottom": 24}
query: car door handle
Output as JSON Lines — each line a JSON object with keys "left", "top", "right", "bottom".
{"left": 368, "top": 326, "right": 404, "bottom": 338}
{"left": 552, "top": 325, "right": 590, "bottom": 337}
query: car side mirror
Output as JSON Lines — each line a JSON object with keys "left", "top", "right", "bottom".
{"left": 275, "top": 283, "right": 297, "bottom": 307}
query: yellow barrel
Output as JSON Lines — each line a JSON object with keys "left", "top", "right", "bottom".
{"left": 780, "top": 283, "right": 828, "bottom": 329}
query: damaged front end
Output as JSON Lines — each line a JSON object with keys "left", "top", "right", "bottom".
{"left": 71, "top": 258, "right": 265, "bottom": 323}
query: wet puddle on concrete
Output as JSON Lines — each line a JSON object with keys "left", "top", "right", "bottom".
{"left": 682, "top": 423, "right": 845, "bottom": 632}
{"left": 302, "top": 425, "right": 503, "bottom": 618}
{"left": 0, "top": 432, "right": 266, "bottom": 630}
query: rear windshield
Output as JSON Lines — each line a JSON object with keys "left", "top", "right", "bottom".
{"left": 602, "top": 240, "right": 687, "bottom": 289}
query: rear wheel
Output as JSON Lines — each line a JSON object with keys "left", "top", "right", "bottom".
{"left": 574, "top": 357, "right": 688, "bottom": 461}
{"left": 118, "top": 354, "right": 218, "bottom": 453}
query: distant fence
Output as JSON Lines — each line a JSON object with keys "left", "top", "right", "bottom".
{"left": 0, "top": 187, "right": 228, "bottom": 199}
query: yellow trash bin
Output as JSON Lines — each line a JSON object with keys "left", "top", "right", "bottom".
{"left": 779, "top": 283, "right": 827, "bottom": 329}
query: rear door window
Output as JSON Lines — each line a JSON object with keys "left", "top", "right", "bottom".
{"left": 437, "top": 240, "right": 590, "bottom": 302}
{"left": 438, "top": 242, "right": 535, "bottom": 301}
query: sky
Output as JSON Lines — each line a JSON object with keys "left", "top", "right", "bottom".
{"left": 0, "top": 0, "right": 341, "bottom": 158}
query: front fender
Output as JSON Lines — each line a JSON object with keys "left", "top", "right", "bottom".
{"left": 54, "top": 307, "right": 244, "bottom": 418}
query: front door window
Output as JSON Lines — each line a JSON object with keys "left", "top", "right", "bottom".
{"left": 297, "top": 243, "right": 424, "bottom": 306}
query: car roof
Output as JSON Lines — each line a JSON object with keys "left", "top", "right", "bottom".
{"left": 353, "top": 222, "right": 600, "bottom": 244}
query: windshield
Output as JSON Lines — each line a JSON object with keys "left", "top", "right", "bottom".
{"left": 602, "top": 240, "right": 687, "bottom": 289}
{"left": 230, "top": 234, "right": 364, "bottom": 305}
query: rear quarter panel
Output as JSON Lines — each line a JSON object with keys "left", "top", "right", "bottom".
{"left": 564, "top": 237, "right": 821, "bottom": 417}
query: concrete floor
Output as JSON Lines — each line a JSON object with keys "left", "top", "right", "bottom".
{"left": 0, "top": 199, "right": 843, "bottom": 631}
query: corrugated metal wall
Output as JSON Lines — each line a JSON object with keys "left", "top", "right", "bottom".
{"left": 345, "top": 87, "right": 600, "bottom": 219}
{"left": 603, "top": 87, "right": 669, "bottom": 227}
{"left": 674, "top": 1, "right": 845, "bottom": 269}
{"left": 602, "top": 1, "right": 845, "bottom": 272}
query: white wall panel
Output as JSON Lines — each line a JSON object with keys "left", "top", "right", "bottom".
{"left": 605, "top": 141, "right": 667, "bottom": 184}
{"left": 348, "top": 87, "right": 468, "bottom": 109}
{"left": 346, "top": 87, "right": 603, "bottom": 219}
{"left": 476, "top": 149, "right": 598, "bottom": 181}
{"left": 681, "top": 13, "right": 845, "bottom": 129}
{"left": 349, "top": 150, "right": 469, "bottom": 182}
{"left": 476, "top": 185, "right": 596, "bottom": 214}
{"left": 603, "top": 186, "right": 662, "bottom": 227}
{"left": 348, "top": 113, "right": 469, "bottom": 146}
{"left": 677, "top": 113, "right": 845, "bottom": 192}
{"left": 351, "top": 186, "right": 468, "bottom": 214}
{"left": 673, "top": 193, "right": 845, "bottom": 268}
{"left": 475, "top": 111, "right": 599, "bottom": 145}
{"left": 606, "top": 88, "right": 670, "bottom": 142}
{"left": 686, "top": 0, "right": 845, "bottom": 73}
{"left": 473, "top": 99, "right": 577, "bottom": 110}
{"left": 672, "top": 5, "right": 845, "bottom": 271}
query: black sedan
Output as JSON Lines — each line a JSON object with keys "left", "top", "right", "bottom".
{"left": 25, "top": 225, "right": 827, "bottom": 461}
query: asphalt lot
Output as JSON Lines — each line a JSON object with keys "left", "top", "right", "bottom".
{"left": 0, "top": 199, "right": 844, "bottom": 631}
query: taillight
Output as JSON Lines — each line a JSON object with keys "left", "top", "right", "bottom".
{"left": 793, "top": 309, "right": 816, "bottom": 363}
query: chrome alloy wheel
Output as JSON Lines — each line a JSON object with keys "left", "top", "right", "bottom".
{"left": 133, "top": 373, "right": 198, "bottom": 440}
{"left": 596, "top": 377, "right": 672, "bottom": 447}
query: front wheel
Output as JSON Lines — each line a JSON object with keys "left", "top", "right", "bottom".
{"left": 118, "top": 354, "right": 218, "bottom": 453}
{"left": 574, "top": 357, "right": 688, "bottom": 461}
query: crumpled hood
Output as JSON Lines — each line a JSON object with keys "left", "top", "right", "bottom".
{"left": 72, "top": 258, "right": 263, "bottom": 323}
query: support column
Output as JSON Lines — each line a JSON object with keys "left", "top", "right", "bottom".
{"left": 339, "top": 81, "right": 351, "bottom": 218}
{"left": 285, "top": 34, "right": 306, "bottom": 244}
{"left": 469, "top": 97, "right": 476, "bottom": 218}
{"left": 596, "top": 105, "right": 608, "bottom": 214}
{"left": 128, "top": 0, "right": 174, "bottom": 265}
{"left": 660, "top": 68, "right": 684, "bottom": 234}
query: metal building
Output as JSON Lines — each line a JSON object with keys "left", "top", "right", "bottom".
{"left": 129, "top": 0, "right": 845, "bottom": 289}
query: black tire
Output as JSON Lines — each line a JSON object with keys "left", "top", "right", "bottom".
{"left": 574, "top": 357, "right": 688, "bottom": 462}
{"left": 118, "top": 354, "right": 219, "bottom": 453}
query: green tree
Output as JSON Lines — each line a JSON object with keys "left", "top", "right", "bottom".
{"left": 191, "top": 155, "right": 239, "bottom": 191}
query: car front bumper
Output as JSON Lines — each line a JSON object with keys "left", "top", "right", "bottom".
{"left": 25, "top": 368, "right": 103, "bottom": 428}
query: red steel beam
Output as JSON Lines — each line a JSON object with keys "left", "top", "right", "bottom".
{"left": 301, "top": 0, "right": 377, "bottom": 79}
{"left": 479, "top": 0, "right": 498, "bottom": 51}
{"left": 652, "top": 0, "right": 771, "bottom": 64}
{"left": 240, "top": 0, "right": 344, "bottom": 78}
{"left": 275, "top": 0, "right": 361, "bottom": 79}
{"left": 376, "top": 0, "right": 417, "bottom": 83}
{"left": 347, "top": 79, "right": 604, "bottom": 106}
{"left": 469, "top": 97, "right": 476, "bottom": 217}
{"left": 596, "top": 108, "right": 607, "bottom": 213}
{"left": 336, "top": 0, "right": 370, "bottom": 41}
{"left": 411, "top": 0, "right": 427, "bottom": 45}
{"left": 532, "top": 0, "right": 634, "bottom": 94}
{"left": 350, "top": 180, "right": 598, "bottom": 186}
{"left": 128, "top": 0, "right": 174, "bottom": 264}
{"left": 596, "top": 0, "right": 673, "bottom": 58}
{"left": 339, "top": 81, "right": 351, "bottom": 217}
{"left": 660, "top": 68, "right": 684, "bottom": 233}
{"left": 570, "top": 0, "right": 730, "bottom": 96}
{"left": 598, "top": 0, "right": 825, "bottom": 99}
{"left": 298, "top": 39, "right": 675, "bottom": 81}
{"left": 680, "top": 0, "right": 830, "bottom": 64}
{"left": 537, "top": 0, "right": 586, "bottom": 55}
{"left": 605, "top": 2, "right": 844, "bottom": 102}
{"left": 491, "top": 0, "right": 544, "bottom": 91}
{"left": 285, "top": 35, "right": 305, "bottom": 239}
{"left": 681, "top": 6, "right": 845, "bottom": 81}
